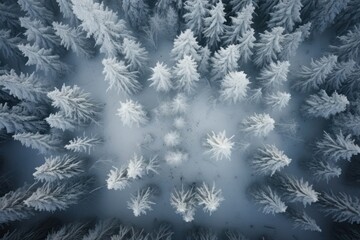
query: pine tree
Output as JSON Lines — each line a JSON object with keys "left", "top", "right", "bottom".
{"left": 183, "top": 0, "right": 209, "bottom": 38}
{"left": 319, "top": 191, "right": 360, "bottom": 224}
{"left": 332, "top": 112, "right": 360, "bottom": 137}
{"left": 0, "top": 69, "right": 48, "bottom": 103}
{"left": 33, "top": 155, "right": 84, "bottom": 182}
{"left": 279, "top": 31, "right": 302, "bottom": 60}
{"left": 171, "top": 29, "right": 201, "bottom": 62}
{"left": 171, "top": 93, "right": 189, "bottom": 114}
{"left": 170, "top": 185, "right": 197, "bottom": 222}
{"left": 55, "top": 0, "right": 78, "bottom": 25}
{"left": 252, "top": 144, "right": 291, "bottom": 176}
{"left": 13, "top": 132, "right": 62, "bottom": 154}
{"left": 241, "top": 113, "right": 275, "bottom": 137}
{"left": 0, "top": 30, "right": 21, "bottom": 62}
{"left": 332, "top": 25, "right": 360, "bottom": 61}
{"left": 164, "top": 131, "right": 181, "bottom": 147}
{"left": 127, "top": 187, "right": 155, "bottom": 217}
{"left": 268, "top": 0, "right": 302, "bottom": 32}
{"left": 148, "top": 62, "right": 173, "bottom": 92}
{"left": 122, "top": 0, "right": 150, "bottom": 29}
{"left": 289, "top": 209, "right": 322, "bottom": 232}
{"left": 116, "top": 99, "right": 148, "bottom": 127}
{"left": 102, "top": 58, "right": 141, "bottom": 95}
{"left": 164, "top": 149, "right": 189, "bottom": 165}
{"left": 210, "top": 44, "right": 240, "bottom": 81}
{"left": 302, "top": 90, "right": 349, "bottom": 118}
{"left": 83, "top": 219, "right": 119, "bottom": 240}
{"left": 252, "top": 185, "right": 287, "bottom": 215}
{"left": 203, "top": 0, "right": 226, "bottom": 49}
{"left": 219, "top": 71, "right": 250, "bottom": 103}
{"left": 325, "top": 60, "right": 356, "bottom": 90}
{"left": 106, "top": 166, "right": 130, "bottom": 190}
{"left": 315, "top": 131, "right": 360, "bottom": 162}
{"left": 47, "top": 84, "right": 101, "bottom": 123}
{"left": 173, "top": 55, "right": 200, "bottom": 93}
{"left": 224, "top": 4, "right": 255, "bottom": 45}
{"left": 238, "top": 28, "right": 256, "bottom": 64}
{"left": 0, "top": 2, "right": 20, "bottom": 29}
{"left": 18, "top": 0, "right": 53, "bottom": 23}
{"left": 204, "top": 131, "right": 234, "bottom": 161}
{"left": 53, "top": 22, "right": 94, "bottom": 59}
{"left": 253, "top": 27, "right": 285, "bottom": 67}
{"left": 18, "top": 44, "right": 69, "bottom": 76}
{"left": 308, "top": 160, "right": 341, "bottom": 183}
{"left": 121, "top": 38, "right": 148, "bottom": 71}
{"left": 45, "top": 112, "right": 78, "bottom": 131}
{"left": 196, "top": 182, "right": 224, "bottom": 215}
{"left": 258, "top": 61, "right": 290, "bottom": 89}
{"left": 265, "top": 91, "right": 291, "bottom": 110}
{"left": 64, "top": 136, "right": 102, "bottom": 154}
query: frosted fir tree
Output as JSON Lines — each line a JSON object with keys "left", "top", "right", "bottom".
{"left": 210, "top": 44, "right": 240, "bottom": 81}
{"left": 223, "top": 3, "right": 255, "bottom": 45}
{"left": 55, "top": 0, "right": 78, "bottom": 25}
{"left": 289, "top": 209, "right": 322, "bottom": 232}
{"left": 203, "top": 0, "right": 226, "bottom": 49}
{"left": 252, "top": 144, "right": 291, "bottom": 176}
{"left": 127, "top": 187, "right": 155, "bottom": 217}
{"left": 196, "top": 182, "right": 224, "bottom": 215}
{"left": 116, "top": 99, "right": 148, "bottom": 127}
{"left": 308, "top": 160, "right": 341, "bottom": 183}
{"left": 198, "top": 45, "right": 211, "bottom": 75}
{"left": 170, "top": 185, "right": 197, "bottom": 222}
{"left": 275, "top": 174, "right": 319, "bottom": 207}
{"left": 296, "top": 22, "right": 312, "bottom": 41}
{"left": 302, "top": 90, "right": 349, "bottom": 119}
{"left": 82, "top": 219, "right": 119, "bottom": 240}
{"left": 45, "top": 112, "right": 78, "bottom": 132}
{"left": 151, "top": 224, "right": 174, "bottom": 240}
{"left": 294, "top": 55, "right": 338, "bottom": 92}
{"left": 46, "top": 223, "right": 87, "bottom": 240}
{"left": 102, "top": 58, "right": 141, "bottom": 95}
{"left": 219, "top": 71, "right": 250, "bottom": 103}
{"left": 241, "top": 113, "right": 275, "bottom": 137}
{"left": 18, "top": 44, "right": 69, "bottom": 76}
{"left": 164, "top": 149, "right": 189, "bottom": 165}
{"left": 171, "top": 29, "right": 201, "bottom": 62}
{"left": 319, "top": 191, "right": 360, "bottom": 224}
{"left": 332, "top": 112, "right": 360, "bottom": 137}
{"left": 106, "top": 166, "right": 130, "bottom": 190}
{"left": 0, "top": 30, "right": 21, "bottom": 62}
{"left": 252, "top": 185, "right": 287, "bottom": 215}
{"left": 20, "top": 17, "right": 60, "bottom": 50}
{"left": 254, "top": 27, "right": 285, "bottom": 67}
{"left": 121, "top": 38, "right": 149, "bottom": 71}
{"left": 173, "top": 55, "right": 200, "bottom": 93}
{"left": 183, "top": 0, "right": 209, "bottom": 38}
{"left": 265, "top": 91, "right": 291, "bottom": 110}
{"left": 0, "top": 185, "right": 34, "bottom": 224}
{"left": 0, "top": 2, "right": 21, "bottom": 29}
{"left": 171, "top": 93, "right": 189, "bottom": 114}
{"left": 315, "top": 131, "right": 360, "bottom": 162}
{"left": 325, "top": 60, "right": 356, "bottom": 90}
{"left": 279, "top": 31, "right": 302, "bottom": 60}
{"left": 65, "top": 136, "right": 102, "bottom": 154}
{"left": 109, "top": 225, "right": 132, "bottom": 240}
{"left": 122, "top": 0, "right": 150, "bottom": 29}
{"left": 268, "top": 0, "right": 302, "bottom": 32}
{"left": 164, "top": 131, "right": 181, "bottom": 147}
{"left": 0, "top": 69, "right": 48, "bottom": 103}
{"left": 47, "top": 84, "right": 101, "bottom": 123}
{"left": 126, "top": 154, "right": 146, "bottom": 179}
{"left": 238, "top": 28, "right": 256, "bottom": 64}
{"left": 33, "top": 155, "right": 84, "bottom": 182}
{"left": 18, "top": 0, "right": 53, "bottom": 23}
{"left": 148, "top": 62, "right": 173, "bottom": 92}
{"left": 24, "top": 178, "right": 91, "bottom": 212}
{"left": 204, "top": 131, "right": 234, "bottom": 161}
{"left": 13, "top": 132, "right": 62, "bottom": 154}
{"left": 53, "top": 22, "right": 94, "bottom": 59}
{"left": 258, "top": 61, "right": 290, "bottom": 89}
{"left": 332, "top": 26, "right": 360, "bottom": 62}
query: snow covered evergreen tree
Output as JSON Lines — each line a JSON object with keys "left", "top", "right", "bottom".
{"left": 102, "top": 58, "right": 141, "bottom": 95}
{"left": 65, "top": 136, "right": 102, "bottom": 154}
{"left": 219, "top": 71, "right": 250, "bottom": 103}
{"left": 224, "top": 4, "right": 255, "bottom": 45}
{"left": 53, "top": 22, "right": 94, "bottom": 59}
{"left": 252, "top": 185, "right": 287, "bottom": 215}
{"left": 308, "top": 160, "right": 341, "bottom": 183}
{"left": 241, "top": 113, "right": 275, "bottom": 137}
{"left": 258, "top": 61, "right": 290, "bottom": 89}
{"left": 332, "top": 25, "right": 360, "bottom": 61}
{"left": 294, "top": 55, "right": 337, "bottom": 92}
{"left": 268, "top": 0, "right": 302, "bottom": 32}
{"left": 0, "top": 30, "right": 21, "bottom": 62}
{"left": 106, "top": 166, "right": 130, "bottom": 190}
{"left": 122, "top": 0, "right": 150, "bottom": 29}
{"left": 302, "top": 90, "right": 349, "bottom": 118}
{"left": 33, "top": 155, "right": 84, "bottom": 182}
{"left": 164, "top": 131, "right": 181, "bottom": 147}
{"left": 170, "top": 185, "right": 197, "bottom": 222}
{"left": 83, "top": 219, "right": 119, "bottom": 240}
{"left": 55, "top": 0, "right": 78, "bottom": 25}
{"left": 47, "top": 84, "right": 101, "bottom": 123}
{"left": 196, "top": 182, "right": 224, "bottom": 215}
{"left": 332, "top": 112, "right": 360, "bottom": 137}
{"left": 148, "top": 62, "right": 173, "bottom": 92}
{"left": 289, "top": 209, "right": 322, "bottom": 232}
{"left": 127, "top": 187, "right": 155, "bottom": 217}
{"left": 296, "top": 22, "right": 312, "bottom": 41}
{"left": 204, "top": 131, "right": 234, "bottom": 161}
{"left": 315, "top": 131, "right": 360, "bottom": 162}
{"left": 319, "top": 191, "right": 360, "bottom": 224}
{"left": 45, "top": 112, "right": 78, "bottom": 132}
{"left": 18, "top": 0, "right": 53, "bottom": 23}
{"left": 183, "top": 0, "right": 209, "bottom": 38}
{"left": 13, "top": 132, "right": 62, "bottom": 154}
{"left": 121, "top": 38, "right": 148, "bottom": 71}
{"left": 203, "top": 0, "right": 226, "bottom": 49}
{"left": 126, "top": 154, "right": 146, "bottom": 179}
{"left": 265, "top": 91, "right": 291, "bottom": 110}
{"left": 238, "top": 28, "right": 256, "bottom": 64}
{"left": 252, "top": 144, "right": 291, "bottom": 176}
{"left": 173, "top": 55, "right": 200, "bottom": 93}
{"left": 164, "top": 150, "right": 188, "bottom": 165}
{"left": 45, "top": 223, "right": 87, "bottom": 240}
{"left": 210, "top": 44, "right": 240, "bottom": 81}
{"left": 18, "top": 44, "right": 69, "bottom": 76}
{"left": 253, "top": 27, "right": 285, "bottom": 67}
{"left": 325, "top": 60, "right": 356, "bottom": 90}
{"left": 116, "top": 99, "right": 148, "bottom": 127}
{"left": 279, "top": 31, "right": 302, "bottom": 60}
{"left": 171, "top": 29, "right": 201, "bottom": 62}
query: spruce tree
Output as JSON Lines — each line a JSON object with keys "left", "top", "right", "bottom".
{"left": 173, "top": 55, "right": 200, "bottom": 93}
{"left": 122, "top": 0, "right": 150, "bottom": 29}
{"left": 279, "top": 31, "right": 302, "bottom": 61}
{"left": 219, "top": 71, "right": 250, "bottom": 103}
{"left": 238, "top": 28, "right": 256, "bottom": 64}
{"left": 203, "top": 0, "right": 226, "bottom": 49}
{"left": 13, "top": 132, "right": 62, "bottom": 154}
{"left": 183, "top": 0, "right": 209, "bottom": 38}
{"left": 55, "top": 0, "right": 78, "bottom": 25}
{"left": 325, "top": 60, "right": 356, "bottom": 90}
{"left": 121, "top": 38, "right": 148, "bottom": 71}
{"left": 332, "top": 112, "right": 360, "bottom": 137}
{"left": 268, "top": 0, "right": 302, "bottom": 32}
{"left": 116, "top": 99, "right": 148, "bottom": 127}
{"left": 18, "top": 0, "right": 53, "bottom": 23}
{"left": 0, "top": 2, "right": 21, "bottom": 29}
{"left": 258, "top": 61, "right": 290, "bottom": 89}
{"left": 332, "top": 25, "right": 360, "bottom": 61}
{"left": 65, "top": 136, "right": 102, "bottom": 154}
{"left": 308, "top": 160, "right": 341, "bottom": 183}
{"left": 196, "top": 182, "right": 224, "bottom": 215}
{"left": 265, "top": 91, "right": 291, "bottom": 110}
{"left": 148, "top": 62, "right": 173, "bottom": 92}
{"left": 171, "top": 29, "right": 201, "bottom": 62}
{"left": 252, "top": 185, "right": 287, "bottom": 215}
{"left": 241, "top": 113, "right": 275, "bottom": 137}
{"left": 210, "top": 44, "right": 240, "bottom": 81}
{"left": 45, "top": 112, "right": 78, "bottom": 131}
